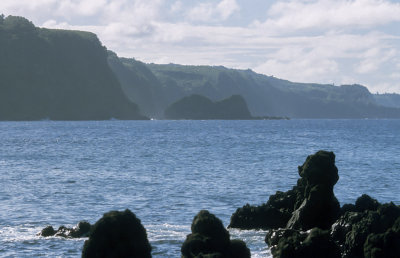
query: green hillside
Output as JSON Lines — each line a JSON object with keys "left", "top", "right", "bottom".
{"left": 0, "top": 15, "right": 146, "bottom": 120}
{"left": 1, "top": 15, "right": 399, "bottom": 120}
{"left": 144, "top": 64, "right": 400, "bottom": 118}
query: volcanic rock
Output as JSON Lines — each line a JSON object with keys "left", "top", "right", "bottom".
{"left": 82, "top": 209, "right": 151, "bottom": 258}
{"left": 182, "top": 210, "right": 250, "bottom": 258}
{"left": 229, "top": 150, "right": 340, "bottom": 231}
{"left": 38, "top": 221, "right": 91, "bottom": 238}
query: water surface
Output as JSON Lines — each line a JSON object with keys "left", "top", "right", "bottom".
{"left": 1, "top": 120, "right": 399, "bottom": 257}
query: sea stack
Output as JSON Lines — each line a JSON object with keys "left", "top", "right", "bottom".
{"left": 229, "top": 150, "right": 340, "bottom": 231}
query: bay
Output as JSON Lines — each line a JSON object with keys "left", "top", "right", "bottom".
{"left": 0, "top": 119, "right": 399, "bottom": 257}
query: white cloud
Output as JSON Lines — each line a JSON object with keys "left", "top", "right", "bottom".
{"left": 355, "top": 47, "right": 397, "bottom": 74}
{"left": 55, "top": 0, "right": 108, "bottom": 17}
{"left": 187, "top": 0, "right": 239, "bottom": 22}
{"left": 170, "top": 1, "right": 183, "bottom": 13}
{"left": 253, "top": 47, "right": 340, "bottom": 83}
{"left": 217, "top": 0, "right": 240, "bottom": 20}
{"left": 255, "top": 0, "right": 400, "bottom": 34}
{"left": 187, "top": 3, "right": 214, "bottom": 22}
{"left": 390, "top": 72, "right": 400, "bottom": 79}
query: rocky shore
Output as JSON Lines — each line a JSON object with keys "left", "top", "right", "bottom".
{"left": 229, "top": 150, "right": 400, "bottom": 258}
{"left": 38, "top": 150, "right": 399, "bottom": 257}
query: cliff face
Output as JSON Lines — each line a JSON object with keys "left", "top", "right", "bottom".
{"left": 0, "top": 16, "right": 146, "bottom": 120}
{"left": 2, "top": 15, "right": 399, "bottom": 120}
{"left": 107, "top": 52, "right": 166, "bottom": 118}
{"left": 164, "top": 94, "right": 253, "bottom": 120}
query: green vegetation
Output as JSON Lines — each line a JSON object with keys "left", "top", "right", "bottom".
{"left": 374, "top": 93, "right": 400, "bottom": 109}
{"left": 1, "top": 15, "right": 399, "bottom": 120}
{"left": 0, "top": 15, "right": 146, "bottom": 120}
{"left": 144, "top": 64, "right": 400, "bottom": 118}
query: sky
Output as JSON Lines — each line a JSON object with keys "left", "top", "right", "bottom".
{"left": 2, "top": 0, "right": 400, "bottom": 94}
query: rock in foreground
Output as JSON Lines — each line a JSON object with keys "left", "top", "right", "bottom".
{"left": 229, "top": 150, "right": 340, "bottom": 231}
{"left": 82, "top": 209, "right": 151, "bottom": 258}
{"left": 182, "top": 210, "right": 250, "bottom": 258}
{"left": 230, "top": 150, "right": 400, "bottom": 257}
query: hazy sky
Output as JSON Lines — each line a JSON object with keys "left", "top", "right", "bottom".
{"left": 2, "top": 0, "right": 400, "bottom": 93}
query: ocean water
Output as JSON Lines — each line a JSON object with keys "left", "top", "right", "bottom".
{"left": 0, "top": 119, "right": 399, "bottom": 257}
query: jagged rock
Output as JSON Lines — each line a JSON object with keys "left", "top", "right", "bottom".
{"left": 82, "top": 209, "right": 151, "bottom": 258}
{"left": 266, "top": 200, "right": 399, "bottom": 258}
{"left": 331, "top": 211, "right": 364, "bottom": 250}
{"left": 331, "top": 199, "right": 400, "bottom": 257}
{"left": 229, "top": 150, "right": 399, "bottom": 257}
{"left": 38, "top": 221, "right": 91, "bottom": 238}
{"left": 355, "top": 194, "right": 380, "bottom": 212}
{"left": 340, "top": 203, "right": 357, "bottom": 214}
{"left": 229, "top": 239, "right": 252, "bottom": 258}
{"left": 71, "top": 221, "right": 91, "bottom": 238}
{"left": 286, "top": 151, "right": 340, "bottom": 230}
{"left": 363, "top": 216, "right": 400, "bottom": 258}
{"left": 266, "top": 228, "right": 340, "bottom": 258}
{"left": 40, "top": 225, "right": 56, "bottom": 237}
{"left": 265, "top": 228, "right": 307, "bottom": 248}
{"left": 229, "top": 179, "right": 298, "bottom": 230}
{"left": 182, "top": 210, "right": 250, "bottom": 258}
{"left": 229, "top": 150, "right": 340, "bottom": 231}
{"left": 228, "top": 200, "right": 293, "bottom": 230}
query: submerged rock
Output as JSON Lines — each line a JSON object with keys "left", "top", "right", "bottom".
{"left": 82, "top": 209, "right": 151, "bottom": 258}
{"left": 181, "top": 210, "right": 250, "bottom": 258}
{"left": 38, "top": 221, "right": 91, "bottom": 238}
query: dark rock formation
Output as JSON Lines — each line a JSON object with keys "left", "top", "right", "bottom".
{"left": 229, "top": 150, "right": 340, "bottom": 231}
{"left": 363, "top": 217, "right": 400, "bottom": 258}
{"left": 181, "top": 210, "right": 250, "bottom": 258}
{"left": 230, "top": 150, "right": 400, "bottom": 257}
{"left": 40, "top": 225, "right": 56, "bottom": 237}
{"left": 229, "top": 190, "right": 296, "bottom": 230}
{"left": 266, "top": 228, "right": 340, "bottom": 258}
{"left": 286, "top": 151, "right": 340, "bottom": 230}
{"left": 82, "top": 209, "right": 151, "bottom": 258}
{"left": 265, "top": 197, "right": 400, "bottom": 258}
{"left": 331, "top": 199, "right": 400, "bottom": 257}
{"left": 38, "top": 221, "right": 91, "bottom": 238}
{"left": 164, "top": 94, "right": 254, "bottom": 120}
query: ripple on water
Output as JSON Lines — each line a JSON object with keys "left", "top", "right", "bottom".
{"left": 1, "top": 120, "right": 399, "bottom": 256}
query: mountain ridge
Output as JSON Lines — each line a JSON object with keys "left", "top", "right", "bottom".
{"left": 1, "top": 14, "right": 399, "bottom": 120}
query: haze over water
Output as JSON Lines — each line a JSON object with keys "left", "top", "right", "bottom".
{"left": 1, "top": 119, "right": 399, "bottom": 257}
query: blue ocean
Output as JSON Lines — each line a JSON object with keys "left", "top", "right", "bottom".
{"left": 1, "top": 120, "right": 399, "bottom": 257}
